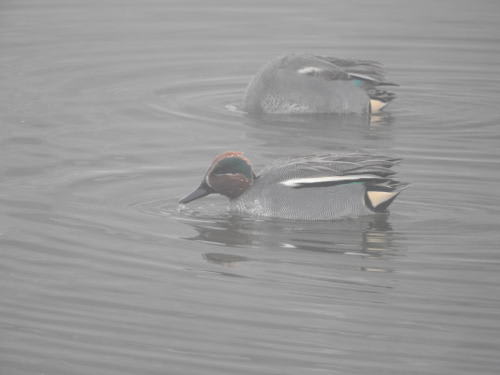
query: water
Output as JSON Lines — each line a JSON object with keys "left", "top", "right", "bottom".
{"left": 2, "top": 0, "right": 500, "bottom": 374}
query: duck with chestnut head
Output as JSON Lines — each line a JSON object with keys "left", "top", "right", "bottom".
{"left": 180, "top": 152, "right": 407, "bottom": 221}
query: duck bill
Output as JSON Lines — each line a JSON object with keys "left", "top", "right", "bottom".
{"left": 179, "top": 182, "right": 212, "bottom": 204}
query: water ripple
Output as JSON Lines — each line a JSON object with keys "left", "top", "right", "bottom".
{"left": 3, "top": 1, "right": 500, "bottom": 374}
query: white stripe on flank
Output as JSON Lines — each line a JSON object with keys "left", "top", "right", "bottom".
{"left": 348, "top": 73, "right": 377, "bottom": 82}
{"left": 297, "top": 66, "right": 322, "bottom": 75}
{"left": 280, "top": 174, "right": 380, "bottom": 187}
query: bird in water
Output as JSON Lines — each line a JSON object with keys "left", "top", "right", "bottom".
{"left": 180, "top": 152, "right": 407, "bottom": 220}
{"left": 243, "top": 53, "right": 398, "bottom": 115}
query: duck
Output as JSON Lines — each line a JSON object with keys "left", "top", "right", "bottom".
{"left": 179, "top": 152, "right": 407, "bottom": 220}
{"left": 243, "top": 53, "right": 397, "bottom": 115}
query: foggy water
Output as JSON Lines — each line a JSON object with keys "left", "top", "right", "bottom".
{"left": 1, "top": 0, "right": 500, "bottom": 374}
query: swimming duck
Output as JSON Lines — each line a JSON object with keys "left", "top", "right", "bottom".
{"left": 179, "top": 152, "right": 407, "bottom": 220}
{"left": 243, "top": 53, "right": 397, "bottom": 115}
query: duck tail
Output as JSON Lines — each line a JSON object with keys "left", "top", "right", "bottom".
{"left": 364, "top": 182, "right": 408, "bottom": 212}
{"left": 368, "top": 88, "right": 397, "bottom": 113}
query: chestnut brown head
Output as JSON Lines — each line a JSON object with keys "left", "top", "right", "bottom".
{"left": 179, "top": 152, "right": 255, "bottom": 204}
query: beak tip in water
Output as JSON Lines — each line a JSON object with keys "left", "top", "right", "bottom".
{"left": 179, "top": 183, "right": 211, "bottom": 205}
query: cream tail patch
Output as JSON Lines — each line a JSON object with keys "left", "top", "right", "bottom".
{"left": 366, "top": 190, "right": 400, "bottom": 209}
{"left": 370, "top": 99, "right": 388, "bottom": 113}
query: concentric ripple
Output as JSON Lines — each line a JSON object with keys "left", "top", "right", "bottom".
{"left": 150, "top": 75, "right": 247, "bottom": 125}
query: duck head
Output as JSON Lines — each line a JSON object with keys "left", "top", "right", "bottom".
{"left": 179, "top": 152, "right": 255, "bottom": 204}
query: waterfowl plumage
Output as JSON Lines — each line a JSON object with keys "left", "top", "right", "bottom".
{"left": 180, "top": 152, "right": 407, "bottom": 220}
{"left": 243, "top": 54, "right": 397, "bottom": 115}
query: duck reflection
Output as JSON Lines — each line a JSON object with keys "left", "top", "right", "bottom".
{"left": 243, "top": 112, "right": 395, "bottom": 153}
{"left": 203, "top": 252, "right": 250, "bottom": 267}
{"left": 180, "top": 212, "right": 396, "bottom": 258}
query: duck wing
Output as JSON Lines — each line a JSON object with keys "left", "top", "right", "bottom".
{"left": 316, "top": 55, "right": 397, "bottom": 85}
{"left": 258, "top": 153, "right": 407, "bottom": 211}
{"left": 259, "top": 153, "right": 405, "bottom": 189}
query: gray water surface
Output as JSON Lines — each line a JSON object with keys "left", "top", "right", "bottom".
{"left": 2, "top": 1, "right": 500, "bottom": 374}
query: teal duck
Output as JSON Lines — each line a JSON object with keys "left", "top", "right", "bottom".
{"left": 180, "top": 152, "right": 407, "bottom": 220}
{"left": 243, "top": 53, "right": 397, "bottom": 115}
